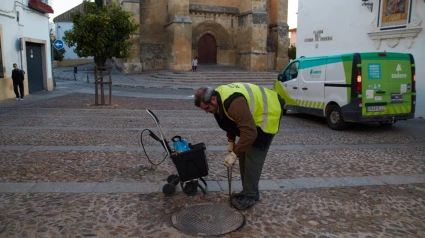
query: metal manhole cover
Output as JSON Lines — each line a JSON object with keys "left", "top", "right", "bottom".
{"left": 171, "top": 203, "right": 245, "bottom": 236}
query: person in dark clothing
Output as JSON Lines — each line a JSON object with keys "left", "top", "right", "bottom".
{"left": 11, "top": 63, "right": 25, "bottom": 100}
{"left": 194, "top": 83, "right": 285, "bottom": 210}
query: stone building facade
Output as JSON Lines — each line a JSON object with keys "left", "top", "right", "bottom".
{"left": 110, "top": 0, "right": 290, "bottom": 73}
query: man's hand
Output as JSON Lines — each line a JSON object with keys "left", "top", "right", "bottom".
{"left": 227, "top": 141, "right": 235, "bottom": 152}
{"left": 224, "top": 152, "right": 237, "bottom": 167}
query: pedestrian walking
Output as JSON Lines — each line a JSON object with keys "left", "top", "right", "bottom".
{"left": 194, "top": 83, "right": 285, "bottom": 210}
{"left": 11, "top": 63, "right": 25, "bottom": 100}
{"left": 191, "top": 57, "right": 198, "bottom": 72}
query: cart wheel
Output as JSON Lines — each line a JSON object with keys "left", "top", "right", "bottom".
{"left": 167, "top": 174, "right": 179, "bottom": 184}
{"left": 183, "top": 181, "right": 198, "bottom": 196}
{"left": 163, "top": 183, "right": 176, "bottom": 196}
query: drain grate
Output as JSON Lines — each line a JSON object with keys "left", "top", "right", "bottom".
{"left": 171, "top": 203, "right": 245, "bottom": 236}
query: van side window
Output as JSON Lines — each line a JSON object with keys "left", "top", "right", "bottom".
{"left": 283, "top": 62, "right": 299, "bottom": 81}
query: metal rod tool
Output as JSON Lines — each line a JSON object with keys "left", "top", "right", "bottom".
{"left": 227, "top": 167, "right": 232, "bottom": 206}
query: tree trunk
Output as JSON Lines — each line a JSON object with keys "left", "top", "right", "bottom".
{"left": 94, "top": 56, "right": 106, "bottom": 68}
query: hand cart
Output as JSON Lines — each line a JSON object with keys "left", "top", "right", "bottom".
{"left": 144, "top": 109, "right": 209, "bottom": 196}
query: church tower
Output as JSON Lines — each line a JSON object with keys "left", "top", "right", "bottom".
{"left": 115, "top": 0, "right": 290, "bottom": 73}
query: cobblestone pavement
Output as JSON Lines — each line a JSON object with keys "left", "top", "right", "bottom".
{"left": 0, "top": 85, "right": 425, "bottom": 237}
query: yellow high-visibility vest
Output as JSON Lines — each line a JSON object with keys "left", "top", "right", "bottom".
{"left": 215, "top": 83, "right": 282, "bottom": 134}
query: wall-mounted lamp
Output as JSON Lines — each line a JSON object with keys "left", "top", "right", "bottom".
{"left": 362, "top": 0, "right": 373, "bottom": 12}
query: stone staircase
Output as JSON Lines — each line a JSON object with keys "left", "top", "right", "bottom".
{"left": 55, "top": 63, "right": 282, "bottom": 90}
{"left": 141, "top": 64, "right": 281, "bottom": 88}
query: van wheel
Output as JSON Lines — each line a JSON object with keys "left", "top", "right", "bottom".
{"left": 326, "top": 105, "right": 346, "bottom": 130}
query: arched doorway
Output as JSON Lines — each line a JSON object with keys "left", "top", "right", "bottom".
{"left": 198, "top": 34, "right": 217, "bottom": 64}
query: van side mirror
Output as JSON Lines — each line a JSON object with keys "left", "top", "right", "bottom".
{"left": 278, "top": 73, "right": 283, "bottom": 81}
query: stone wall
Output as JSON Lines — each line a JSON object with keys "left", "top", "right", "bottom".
{"left": 121, "top": 0, "right": 289, "bottom": 72}
{"left": 237, "top": 8, "right": 268, "bottom": 71}
{"left": 140, "top": 0, "right": 169, "bottom": 70}
{"left": 166, "top": 0, "right": 192, "bottom": 71}
{"left": 272, "top": 0, "right": 289, "bottom": 70}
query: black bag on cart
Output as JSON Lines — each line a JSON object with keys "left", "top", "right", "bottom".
{"left": 171, "top": 143, "right": 209, "bottom": 196}
{"left": 171, "top": 143, "right": 208, "bottom": 182}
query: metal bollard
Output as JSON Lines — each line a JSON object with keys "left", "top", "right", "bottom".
{"left": 73, "top": 66, "right": 77, "bottom": 81}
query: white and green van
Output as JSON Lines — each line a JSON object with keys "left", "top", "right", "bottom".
{"left": 274, "top": 52, "right": 416, "bottom": 130}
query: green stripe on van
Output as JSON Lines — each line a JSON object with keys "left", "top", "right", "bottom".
{"left": 299, "top": 58, "right": 328, "bottom": 70}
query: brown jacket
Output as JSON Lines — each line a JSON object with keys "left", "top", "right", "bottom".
{"left": 225, "top": 97, "right": 257, "bottom": 156}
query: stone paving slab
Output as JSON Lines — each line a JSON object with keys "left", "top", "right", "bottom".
{"left": 1, "top": 147, "right": 425, "bottom": 183}
{"left": 1, "top": 184, "right": 424, "bottom": 237}
{"left": 377, "top": 175, "right": 425, "bottom": 185}
{"left": 2, "top": 175, "right": 424, "bottom": 194}
{"left": 1, "top": 128, "right": 424, "bottom": 148}
{"left": 0, "top": 111, "right": 327, "bottom": 130}
{"left": 2, "top": 143, "right": 425, "bottom": 152}
{"left": 18, "top": 93, "right": 196, "bottom": 110}
{"left": 30, "top": 182, "right": 97, "bottom": 193}
{"left": 217, "top": 180, "right": 243, "bottom": 192}
{"left": 205, "top": 180, "right": 221, "bottom": 192}
{"left": 0, "top": 108, "right": 204, "bottom": 118}
{"left": 258, "top": 179, "right": 281, "bottom": 190}
{"left": 93, "top": 182, "right": 160, "bottom": 194}
{"left": 1, "top": 90, "right": 425, "bottom": 237}
{"left": 0, "top": 182, "right": 35, "bottom": 193}
{"left": 325, "top": 176, "right": 386, "bottom": 187}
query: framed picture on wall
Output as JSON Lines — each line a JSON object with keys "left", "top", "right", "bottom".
{"left": 380, "top": 0, "right": 411, "bottom": 29}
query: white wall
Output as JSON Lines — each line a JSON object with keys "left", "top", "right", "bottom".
{"left": 296, "top": 0, "right": 425, "bottom": 117}
{"left": 0, "top": 0, "right": 54, "bottom": 100}
{"left": 55, "top": 22, "right": 93, "bottom": 60}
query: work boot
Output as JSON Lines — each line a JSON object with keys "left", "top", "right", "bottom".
{"left": 231, "top": 195, "right": 256, "bottom": 210}
{"left": 231, "top": 190, "right": 260, "bottom": 201}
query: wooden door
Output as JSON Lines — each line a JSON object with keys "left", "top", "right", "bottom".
{"left": 198, "top": 34, "right": 217, "bottom": 63}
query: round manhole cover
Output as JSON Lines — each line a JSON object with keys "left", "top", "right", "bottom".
{"left": 171, "top": 203, "right": 245, "bottom": 236}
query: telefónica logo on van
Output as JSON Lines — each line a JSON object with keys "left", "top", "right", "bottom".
{"left": 391, "top": 64, "right": 407, "bottom": 79}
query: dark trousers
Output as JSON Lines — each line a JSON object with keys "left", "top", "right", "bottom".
{"left": 13, "top": 81, "right": 24, "bottom": 98}
{"left": 238, "top": 135, "right": 274, "bottom": 197}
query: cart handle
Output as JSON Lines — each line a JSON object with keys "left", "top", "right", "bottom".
{"left": 146, "top": 109, "right": 160, "bottom": 123}
{"left": 146, "top": 109, "right": 172, "bottom": 156}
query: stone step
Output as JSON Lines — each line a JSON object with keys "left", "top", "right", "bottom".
{"left": 149, "top": 73, "right": 277, "bottom": 80}
{"left": 160, "top": 72, "right": 279, "bottom": 76}
{"left": 145, "top": 77, "right": 277, "bottom": 83}
{"left": 149, "top": 77, "right": 277, "bottom": 81}
{"left": 153, "top": 74, "right": 277, "bottom": 78}
{"left": 153, "top": 76, "right": 277, "bottom": 80}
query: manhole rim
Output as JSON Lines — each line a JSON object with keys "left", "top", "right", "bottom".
{"left": 171, "top": 202, "right": 245, "bottom": 236}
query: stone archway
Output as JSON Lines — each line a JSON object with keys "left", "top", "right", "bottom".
{"left": 198, "top": 34, "right": 217, "bottom": 63}
{"left": 192, "top": 21, "right": 230, "bottom": 64}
